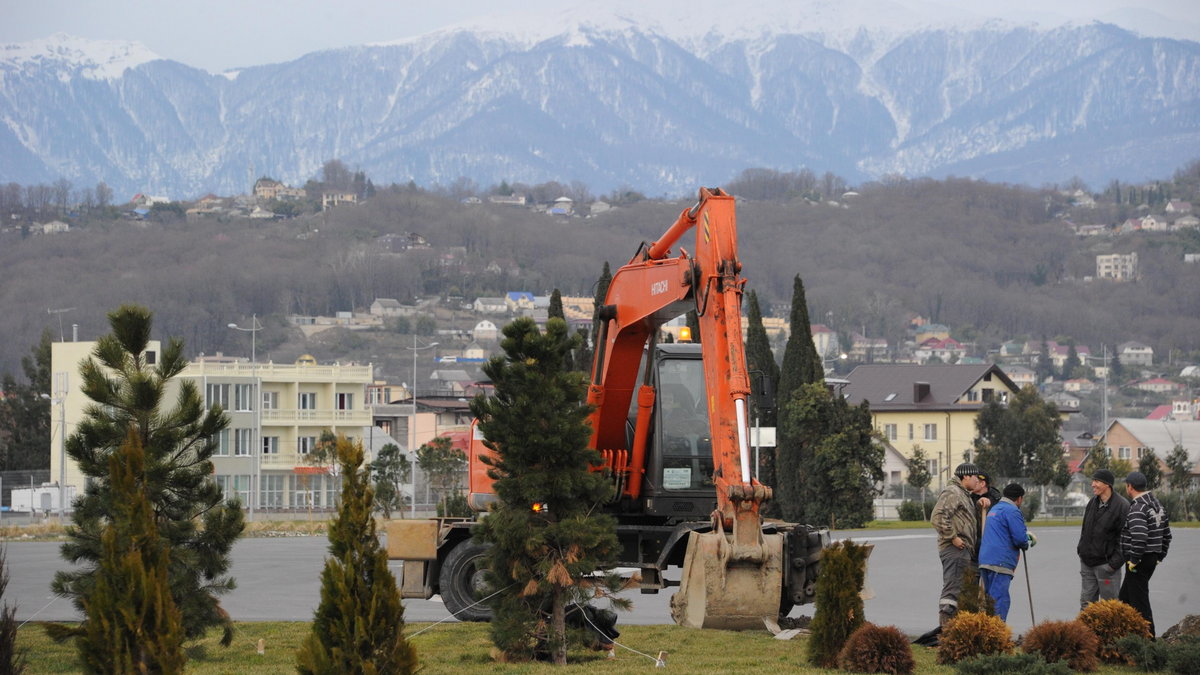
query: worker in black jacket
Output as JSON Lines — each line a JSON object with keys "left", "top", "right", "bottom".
{"left": 1118, "top": 470, "right": 1172, "bottom": 637}
{"left": 1076, "top": 469, "right": 1129, "bottom": 608}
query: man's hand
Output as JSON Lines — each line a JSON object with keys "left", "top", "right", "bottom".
{"left": 952, "top": 536, "right": 965, "bottom": 550}
{"left": 977, "top": 497, "right": 992, "bottom": 510}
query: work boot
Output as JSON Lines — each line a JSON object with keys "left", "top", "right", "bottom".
{"left": 938, "top": 606, "right": 956, "bottom": 629}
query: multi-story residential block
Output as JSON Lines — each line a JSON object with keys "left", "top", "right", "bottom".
{"left": 1096, "top": 252, "right": 1138, "bottom": 280}
{"left": 842, "top": 364, "right": 1022, "bottom": 490}
{"left": 51, "top": 338, "right": 378, "bottom": 513}
{"left": 182, "top": 358, "right": 374, "bottom": 509}
{"left": 1118, "top": 341, "right": 1154, "bottom": 367}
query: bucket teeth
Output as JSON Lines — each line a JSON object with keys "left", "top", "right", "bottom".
{"left": 671, "top": 530, "right": 785, "bottom": 630}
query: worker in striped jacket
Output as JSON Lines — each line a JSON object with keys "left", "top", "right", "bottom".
{"left": 1117, "top": 470, "right": 1172, "bottom": 637}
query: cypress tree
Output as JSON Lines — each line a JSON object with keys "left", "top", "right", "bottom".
{"left": 548, "top": 289, "right": 564, "bottom": 321}
{"left": 807, "top": 540, "right": 869, "bottom": 668}
{"left": 48, "top": 428, "right": 186, "bottom": 673}
{"left": 777, "top": 275, "right": 822, "bottom": 407}
{"left": 590, "top": 262, "right": 612, "bottom": 349}
{"left": 51, "top": 305, "right": 244, "bottom": 645}
{"left": 297, "top": 438, "right": 417, "bottom": 675}
{"left": 744, "top": 290, "right": 780, "bottom": 486}
{"left": 470, "top": 318, "right": 626, "bottom": 664}
{"left": 774, "top": 276, "right": 823, "bottom": 520}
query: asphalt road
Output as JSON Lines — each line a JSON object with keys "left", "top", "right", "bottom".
{"left": 7, "top": 526, "right": 1197, "bottom": 636}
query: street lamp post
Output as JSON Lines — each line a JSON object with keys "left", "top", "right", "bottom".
{"left": 228, "top": 314, "right": 262, "bottom": 519}
{"left": 406, "top": 336, "right": 438, "bottom": 517}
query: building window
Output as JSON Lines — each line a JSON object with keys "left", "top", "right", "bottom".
{"left": 262, "top": 391, "right": 279, "bottom": 410}
{"left": 234, "top": 428, "right": 253, "bottom": 456}
{"left": 966, "top": 390, "right": 979, "bottom": 402}
{"left": 291, "top": 474, "right": 316, "bottom": 508}
{"left": 1118, "top": 446, "right": 1132, "bottom": 460}
{"left": 234, "top": 384, "right": 255, "bottom": 412}
{"left": 206, "top": 383, "right": 229, "bottom": 409}
{"left": 336, "top": 393, "right": 354, "bottom": 410}
{"left": 908, "top": 424, "right": 914, "bottom": 441}
{"left": 212, "top": 429, "right": 229, "bottom": 456}
{"left": 926, "top": 458, "right": 938, "bottom": 476}
{"left": 298, "top": 436, "right": 317, "bottom": 455}
{"left": 232, "top": 475, "right": 252, "bottom": 506}
{"left": 262, "top": 436, "right": 279, "bottom": 455}
{"left": 298, "top": 392, "right": 317, "bottom": 410}
{"left": 325, "top": 475, "right": 339, "bottom": 508}
{"left": 883, "top": 424, "right": 897, "bottom": 441}
{"left": 924, "top": 424, "right": 937, "bottom": 441}
{"left": 261, "top": 475, "right": 283, "bottom": 508}
{"left": 1136, "top": 447, "right": 1149, "bottom": 459}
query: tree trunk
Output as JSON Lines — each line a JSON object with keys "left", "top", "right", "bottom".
{"left": 552, "top": 586, "right": 566, "bottom": 665}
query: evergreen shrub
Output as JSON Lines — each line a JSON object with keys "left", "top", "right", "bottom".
{"left": 1077, "top": 598, "right": 1151, "bottom": 663}
{"left": 896, "top": 500, "right": 928, "bottom": 521}
{"left": 937, "top": 611, "right": 1013, "bottom": 665}
{"left": 0, "top": 550, "right": 26, "bottom": 675}
{"left": 956, "top": 566, "right": 995, "bottom": 616}
{"left": 1115, "top": 635, "right": 1168, "bottom": 672}
{"left": 954, "top": 652, "right": 1071, "bottom": 675}
{"left": 837, "top": 622, "right": 915, "bottom": 674}
{"left": 1167, "top": 638, "right": 1200, "bottom": 674}
{"left": 807, "top": 540, "right": 869, "bottom": 668}
{"left": 1022, "top": 619, "right": 1099, "bottom": 671}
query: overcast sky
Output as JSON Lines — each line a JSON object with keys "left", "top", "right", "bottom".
{"left": 4, "top": 0, "right": 1198, "bottom": 73}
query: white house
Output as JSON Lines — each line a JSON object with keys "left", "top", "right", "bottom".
{"left": 472, "top": 320, "right": 499, "bottom": 342}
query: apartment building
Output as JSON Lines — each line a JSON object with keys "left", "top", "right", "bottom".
{"left": 1096, "top": 252, "right": 1138, "bottom": 281}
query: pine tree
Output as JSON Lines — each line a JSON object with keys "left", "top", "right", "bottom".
{"left": 1035, "top": 338, "right": 1054, "bottom": 383}
{"left": 470, "top": 318, "right": 626, "bottom": 664}
{"left": 296, "top": 438, "right": 417, "bottom": 675}
{"left": 0, "top": 330, "right": 52, "bottom": 471}
{"left": 51, "top": 305, "right": 244, "bottom": 645}
{"left": 1137, "top": 449, "right": 1162, "bottom": 490}
{"left": 548, "top": 289, "right": 564, "bottom": 321}
{"left": 744, "top": 290, "right": 780, "bottom": 485}
{"left": 48, "top": 428, "right": 186, "bottom": 673}
{"left": 907, "top": 447, "right": 932, "bottom": 518}
{"left": 1062, "top": 340, "right": 1081, "bottom": 380}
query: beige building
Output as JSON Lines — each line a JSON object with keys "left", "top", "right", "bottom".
{"left": 51, "top": 340, "right": 375, "bottom": 513}
{"left": 1096, "top": 252, "right": 1138, "bottom": 281}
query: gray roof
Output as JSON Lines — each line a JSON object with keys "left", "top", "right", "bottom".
{"left": 1107, "top": 418, "right": 1200, "bottom": 469}
{"left": 842, "top": 364, "right": 1018, "bottom": 410}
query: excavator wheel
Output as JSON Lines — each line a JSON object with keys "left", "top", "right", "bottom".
{"left": 439, "top": 540, "right": 493, "bottom": 622}
{"left": 670, "top": 530, "right": 785, "bottom": 631}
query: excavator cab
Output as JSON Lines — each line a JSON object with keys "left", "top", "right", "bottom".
{"left": 640, "top": 346, "right": 717, "bottom": 511}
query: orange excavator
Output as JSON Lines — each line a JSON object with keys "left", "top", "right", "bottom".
{"left": 387, "top": 187, "right": 828, "bottom": 630}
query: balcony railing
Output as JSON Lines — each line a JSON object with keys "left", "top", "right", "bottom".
{"left": 260, "top": 409, "right": 372, "bottom": 424}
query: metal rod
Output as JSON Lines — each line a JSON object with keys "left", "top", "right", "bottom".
{"left": 1022, "top": 550, "right": 1035, "bottom": 625}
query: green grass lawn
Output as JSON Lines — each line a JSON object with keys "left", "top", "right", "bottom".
{"left": 18, "top": 621, "right": 1155, "bottom": 674}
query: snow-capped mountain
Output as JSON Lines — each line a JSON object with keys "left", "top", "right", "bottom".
{"left": 2, "top": 11, "right": 1198, "bottom": 198}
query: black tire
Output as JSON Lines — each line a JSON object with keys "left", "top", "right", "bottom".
{"left": 439, "top": 540, "right": 492, "bottom": 622}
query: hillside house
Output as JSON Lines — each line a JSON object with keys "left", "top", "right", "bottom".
{"left": 1096, "top": 252, "right": 1138, "bottom": 281}
{"left": 487, "top": 194, "right": 527, "bottom": 206}
{"left": 428, "top": 369, "right": 472, "bottom": 396}
{"left": 842, "top": 363, "right": 1022, "bottom": 490}
{"left": 1134, "top": 377, "right": 1184, "bottom": 394}
{"left": 472, "top": 320, "right": 499, "bottom": 342}
{"left": 1074, "top": 223, "right": 1109, "bottom": 237}
{"left": 1100, "top": 418, "right": 1200, "bottom": 486}
{"left": 848, "top": 333, "right": 888, "bottom": 361}
{"left": 1166, "top": 200, "right": 1193, "bottom": 213}
{"left": 321, "top": 191, "right": 358, "bottom": 210}
{"left": 1050, "top": 343, "right": 1091, "bottom": 369}
{"left": 810, "top": 324, "right": 839, "bottom": 357}
{"left": 1118, "top": 341, "right": 1154, "bottom": 367}
{"left": 549, "top": 196, "right": 573, "bottom": 215}
{"left": 473, "top": 297, "right": 507, "bottom": 314}
{"left": 370, "top": 298, "right": 415, "bottom": 317}
{"left": 505, "top": 292, "right": 535, "bottom": 312}
{"left": 1062, "top": 378, "right": 1095, "bottom": 393}
{"left": 914, "top": 323, "right": 951, "bottom": 343}
{"left": 38, "top": 220, "right": 69, "bottom": 234}
{"left": 1173, "top": 215, "right": 1199, "bottom": 230}
{"left": 914, "top": 337, "right": 966, "bottom": 364}
{"left": 1047, "top": 391, "right": 1081, "bottom": 410}
{"left": 1001, "top": 365, "right": 1036, "bottom": 388}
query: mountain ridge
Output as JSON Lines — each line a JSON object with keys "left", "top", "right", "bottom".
{"left": 2, "top": 20, "right": 1198, "bottom": 198}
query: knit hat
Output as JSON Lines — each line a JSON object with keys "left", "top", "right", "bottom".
{"left": 1003, "top": 483, "right": 1025, "bottom": 500}
{"left": 1125, "top": 471, "right": 1148, "bottom": 491}
{"left": 954, "top": 462, "right": 980, "bottom": 478}
{"left": 1091, "top": 469, "right": 1115, "bottom": 487}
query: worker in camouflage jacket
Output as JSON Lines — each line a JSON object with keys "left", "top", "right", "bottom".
{"left": 1118, "top": 470, "right": 1172, "bottom": 637}
{"left": 931, "top": 462, "right": 983, "bottom": 628}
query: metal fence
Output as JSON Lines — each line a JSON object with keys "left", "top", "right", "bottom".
{"left": 0, "top": 469, "right": 51, "bottom": 511}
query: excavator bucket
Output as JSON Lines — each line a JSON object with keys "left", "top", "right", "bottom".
{"left": 670, "top": 529, "right": 785, "bottom": 631}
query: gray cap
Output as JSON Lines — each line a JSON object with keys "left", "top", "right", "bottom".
{"left": 1092, "top": 469, "right": 1115, "bottom": 487}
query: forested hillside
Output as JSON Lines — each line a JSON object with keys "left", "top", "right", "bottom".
{"left": 2, "top": 172, "right": 1199, "bottom": 378}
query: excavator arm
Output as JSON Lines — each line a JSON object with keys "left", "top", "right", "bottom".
{"left": 588, "top": 187, "right": 782, "bottom": 630}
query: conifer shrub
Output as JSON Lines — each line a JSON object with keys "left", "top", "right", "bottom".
{"left": 295, "top": 438, "right": 417, "bottom": 675}
{"left": 937, "top": 611, "right": 1013, "bottom": 665}
{"left": 1115, "top": 635, "right": 1168, "bottom": 672}
{"left": 837, "top": 622, "right": 915, "bottom": 674}
{"left": 807, "top": 540, "right": 870, "bottom": 668}
{"left": 1077, "top": 598, "right": 1151, "bottom": 663}
{"left": 1022, "top": 620, "right": 1099, "bottom": 671}
{"left": 956, "top": 565, "right": 995, "bottom": 616}
{"left": 1166, "top": 638, "right": 1200, "bottom": 674}
{"left": 954, "top": 652, "right": 1071, "bottom": 675}
{"left": 0, "top": 549, "right": 26, "bottom": 675}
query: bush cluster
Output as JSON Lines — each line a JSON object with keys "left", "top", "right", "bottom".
{"left": 1022, "top": 620, "right": 1099, "bottom": 671}
{"left": 837, "top": 623, "right": 915, "bottom": 674}
{"left": 937, "top": 611, "right": 1013, "bottom": 665}
{"left": 1117, "top": 635, "right": 1200, "bottom": 674}
{"left": 954, "top": 652, "right": 1071, "bottom": 674}
{"left": 896, "top": 500, "right": 935, "bottom": 521}
{"left": 1077, "top": 599, "right": 1151, "bottom": 663}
